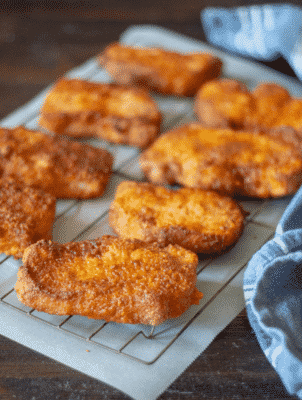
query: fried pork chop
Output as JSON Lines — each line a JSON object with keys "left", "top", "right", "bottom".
{"left": 0, "top": 126, "right": 113, "bottom": 199}
{"left": 39, "top": 78, "right": 162, "bottom": 148}
{"left": 15, "top": 236, "right": 202, "bottom": 325}
{"left": 139, "top": 123, "right": 302, "bottom": 198}
{"left": 109, "top": 181, "right": 246, "bottom": 254}
{"left": 99, "top": 42, "right": 223, "bottom": 96}
{"left": 0, "top": 182, "right": 56, "bottom": 259}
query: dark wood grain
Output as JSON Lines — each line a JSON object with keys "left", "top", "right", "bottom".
{"left": 0, "top": 3, "right": 300, "bottom": 399}
{"left": 0, "top": 311, "right": 296, "bottom": 400}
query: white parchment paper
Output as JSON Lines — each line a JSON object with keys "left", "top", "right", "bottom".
{"left": 0, "top": 25, "right": 301, "bottom": 400}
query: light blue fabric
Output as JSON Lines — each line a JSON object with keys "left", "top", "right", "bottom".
{"left": 243, "top": 183, "right": 302, "bottom": 398}
{"left": 201, "top": 4, "right": 302, "bottom": 80}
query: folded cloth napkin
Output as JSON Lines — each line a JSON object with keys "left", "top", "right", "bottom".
{"left": 243, "top": 184, "right": 302, "bottom": 399}
{"left": 201, "top": 4, "right": 302, "bottom": 81}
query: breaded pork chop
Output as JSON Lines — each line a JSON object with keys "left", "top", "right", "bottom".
{"left": 195, "top": 78, "right": 302, "bottom": 135}
{"left": 109, "top": 181, "right": 246, "bottom": 254}
{"left": 0, "top": 182, "right": 56, "bottom": 259}
{"left": 39, "top": 78, "right": 162, "bottom": 148}
{"left": 139, "top": 123, "right": 302, "bottom": 198}
{"left": 15, "top": 236, "right": 202, "bottom": 325}
{"left": 0, "top": 126, "right": 113, "bottom": 199}
{"left": 99, "top": 42, "right": 223, "bottom": 97}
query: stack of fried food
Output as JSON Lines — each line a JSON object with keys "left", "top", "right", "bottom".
{"left": 13, "top": 41, "right": 302, "bottom": 326}
{"left": 14, "top": 43, "right": 226, "bottom": 325}
{"left": 0, "top": 125, "right": 114, "bottom": 260}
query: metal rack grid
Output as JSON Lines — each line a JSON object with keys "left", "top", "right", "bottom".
{"left": 0, "top": 56, "right": 289, "bottom": 365}
{"left": 0, "top": 31, "right": 297, "bottom": 376}
{"left": 0, "top": 230, "right": 267, "bottom": 367}
{"left": 0, "top": 220, "right": 279, "bottom": 366}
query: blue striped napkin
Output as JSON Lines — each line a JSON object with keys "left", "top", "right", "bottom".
{"left": 244, "top": 183, "right": 302, "bottom": 398}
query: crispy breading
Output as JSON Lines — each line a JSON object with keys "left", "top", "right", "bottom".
{"left": 0, "top": 182, "right": 56, "bottom": 259}
{"left": 0, "top": 126, "right": 113, "bottom": 199}
{"left": 139, "top": 123, "right": 302, "bottom": 198}
{"left": 99, "top": 42, "right": 223, "bottom": 97}
{"left": 15, "top": 236, "right": 202, "bottom": 325}
{"left": 39, "top": 78, "right": 162, "bottom": 148}
{"left": 109, "top": 181, "right": 246, "bottom": 254}
{"left": 195, "top": 78, "right": 302, "bottom": 134}
{"left": 195, "top": 79, "right": 256, "bottom": 129}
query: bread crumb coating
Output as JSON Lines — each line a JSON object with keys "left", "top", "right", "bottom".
{"left": 0, "top": 182, "right": 56, "bottom": 258}
{"left": 195, "top": 79, "right": 302, "bottom": 136}
{"left": 15, "top": 236, "right": 202, "bottom": 325}
{"left": 109, "top": 181, "right": 246, "bottom": 254}
{"left": 39, "top": 78, "right": 162, "bottom": 148}
{"left": 140, "top": 123, "right": 302, "bottom": 198}
{"left": 0, "top": 126, "right": 113, "bottom": 199}
{"left": 99, "top": 42, "right": 222, "bottom": 96}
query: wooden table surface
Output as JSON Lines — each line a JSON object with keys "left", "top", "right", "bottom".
{"left": 0, "top": 3, "right": 301, "bottom": 399}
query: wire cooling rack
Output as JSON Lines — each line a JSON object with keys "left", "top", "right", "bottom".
{"left": 0, "top": 25, "right": 301, "bottom": 400}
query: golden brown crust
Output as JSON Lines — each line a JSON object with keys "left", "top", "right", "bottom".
{"left": 195, "top": 79, "right": 256, "bottom": 129}
{"left": 99, "top": 42, "right": 223, "bottom": 96}
{"left": 0, "top": 182, "right": 56, "bottom": 258}
{"left": 109, "top": 181, "right": 246, "bottom": 254}
{"left": 0, "top": 126, "right": 113, "bottom": 199}
{"left": 195, "top": 79, "right": 302, "bottom": 136}
{"left": 39, "top": 78, "right": 162, "bottom": 148}
{"left": 15, "top": 236, "right": 202, "bottom": 325}
{"left": 139, "top": 123, "right": 302, "bottom": 198}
